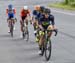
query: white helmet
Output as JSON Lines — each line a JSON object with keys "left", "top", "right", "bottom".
{"left": 23, "top": 6, "right": 28, "bottom": 10}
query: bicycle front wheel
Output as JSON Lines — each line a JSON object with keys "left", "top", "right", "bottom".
{"left": 25, "top": 30, "right": 29, "bottom": 41}
{"left": 45, "top": 39, "right": 51, "bottom": 61}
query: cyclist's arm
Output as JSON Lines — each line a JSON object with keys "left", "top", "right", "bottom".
{"left": 27, "top": 9, "right": 31, "bottom": 16}
{"left": 32, "top": 10, "right": 37, "bottom": 20}
{"left": 20, "top": 9, "right": 23, "bottom": 17}
{"left": 6, "top": 9, "right": 8, "bottom": 15}
{"left": 49, "top": 15, "right": 55, "bottom": 29}
{"left": 20, "top": 10, "right": 24, "bottom": 21}
{"left": 38, "top": 16, "right": 44, "bottom": 30}
{"left": 27, "top": 10, "right": 32, "bottom": 24}
{"left": 38, "top": 15, "right": 43, "bottom": 25}
{"left": 13, "top": 9, "right": 16, "bottom": 14}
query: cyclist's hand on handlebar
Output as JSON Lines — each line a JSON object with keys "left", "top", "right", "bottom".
{"left": 52, "top": 25, "right": 58, "bottom": 36}
{"left": 54, "top": 29, "right": 58, "bottom": 36}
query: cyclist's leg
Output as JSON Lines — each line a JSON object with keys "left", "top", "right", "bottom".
{"left": 8, "top": 20, "right": 11, "bottom": 33}
{"left": 12, "top": 13, "right": 15, "bottom": 24}
{"left": 14, "top": 14, "right": 17, "bottom": 22}
{"left": 7, "top": 13, "right": 12, "bottom": 32}
{"left": 20, "top": 16, "right": 25, "bottom": 32}
{"left": 34, "top": 19, "right": 39, "bottom": 36}
{"left": 38, "top": 29, "right": 44, "bottom": 54}
{"left": 24, "top": 16, "right": 29, "bottom": 33}
{"left": 10, "top": 13, "right": 16, "bottom": 30}
{"left": 25, "top": 17, "right": 28, "bottom": 25}
{"left": 33, "top": 17, "right": 38, "bottom": 28}
{"left": 39, "top": 31, "right": 44, "bottom": 45}
{"left": 35, "top": 19, "right": 39, "bottom": 30}
{"left": 33, "top": 20, "right": 37, "bottom": 29}
{"left": 39, "top": 25, "right": 49, "bottom": 47}
{"left": 20, "top": 16, "right": 25, "bottom": 37}
{"left": 38, "top": 25, "right": 45, "bottom": 49}
{"left": 7, "top": 18, "right": 10, "bottom": 27}
{"left": 7, "top": 13, "right": 11, "bottom": 26}
{"left": 39, "top": 33, "right": 44, "bottom": 46}
{"left": 35, "top": 21, "right": 41, "bottom": 42}
{"left": 47, "top": 25, "right": 53, "bottom": 38}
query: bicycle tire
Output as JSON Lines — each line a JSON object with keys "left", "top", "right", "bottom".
{"left": 40, "top": 45, "right": 45, "bottom": 56}
{"left": 26, "top": 31, "right": 29, "bottom": 41}
{"left": 40, "top": 38, "right": 46, "bottom": 56}
{"left": 10, "top": 24, "right": 13, "bottom": 37}
{"left": 22, "top": 24, "right": 26, "bottom": 39}
{"left": 22, "top": 32, "right": 25, "bottom": 39}
{"left": 45, "top": 39, "right": 51, "bottom": 61}
{"left": 25, "top": 27, "right": 29, "bottom": 41}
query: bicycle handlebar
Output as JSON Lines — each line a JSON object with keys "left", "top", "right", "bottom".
{"left": 37, "top": 28, "right": 58, "bottom": 36}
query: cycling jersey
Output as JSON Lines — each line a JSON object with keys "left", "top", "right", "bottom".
{"left": 37, "top": 12, "right": 43, "bottom": 20}
{"left": 33, "top": 10, "right": 38, "bottom": 16}
{"left": 38, "top": 14, "right": 55, "bottom": 26}
{"left": 33, "top": 10, "right": 40, "bottom": 20}
{"left": 6, "top": 8, "right": 16, "bottom": 19}
{"left": 20, "top": 9, "right": 30, "bottom": 17}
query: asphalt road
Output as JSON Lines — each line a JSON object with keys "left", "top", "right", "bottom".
{"left": 0, "top": 0, "right": 75, "bottom": 63}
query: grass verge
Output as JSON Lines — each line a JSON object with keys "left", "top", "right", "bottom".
{"left": 48, "top": 3, "right": 75, "bottom": 11}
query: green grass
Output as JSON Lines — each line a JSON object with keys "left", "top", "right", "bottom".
{"left": 48, "top": 3, "right": 75, "bottom": 11}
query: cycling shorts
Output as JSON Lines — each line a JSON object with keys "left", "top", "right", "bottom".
{"left": 8, "top": 13, "right": 14, "bottom": 19}
{"left": 42, "top": 24, "right": 50, "bottom": 30}
{"left": 21, "top": 16, "right": 27, "bottom": 21}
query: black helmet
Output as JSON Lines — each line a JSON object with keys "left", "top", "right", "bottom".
{"left": 44, "top": 8, "right": 51, "bottom": 14}
{"left": 40, "top": 6, "right": 45, "bottom": 12}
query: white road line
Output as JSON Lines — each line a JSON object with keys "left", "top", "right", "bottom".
{"left": 51, "top": 9, "right": 75, "bottom": 16}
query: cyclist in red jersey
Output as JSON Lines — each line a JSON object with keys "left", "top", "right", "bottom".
{"left": 20, "top": 6, "right": 31, "bottom": 37}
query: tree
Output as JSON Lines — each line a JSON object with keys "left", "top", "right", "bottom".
{"left": 65, "top": 0, "right": 69, "bottom": 4}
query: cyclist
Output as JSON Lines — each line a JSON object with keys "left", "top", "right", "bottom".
{"left": 38, "top": 8, "right": 56, "bottom": 55}
{"left": 32, "top": 5, "right": 40, "bottom": 36}
{"left": 20, "top": 6, "right": 31, "bottom": 37}
{"left": 35, "top": 6, "right": 46, "bottom": 42}
{"left": 6, "top": 4, "right": 17, "bottom": 33}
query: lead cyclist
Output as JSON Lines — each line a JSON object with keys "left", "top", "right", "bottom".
{"left": 38, "top": 8, "right": 56, "bottom": 55}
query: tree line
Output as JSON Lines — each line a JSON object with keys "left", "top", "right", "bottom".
{"left": 64, "top": 0, "right": 75, "bottom": 7}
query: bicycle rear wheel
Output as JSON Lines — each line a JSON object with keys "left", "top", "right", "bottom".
{"left": 10, "top": 24, "right": 13, "bottom": 37}
{"left": 45, "top": 39, "right": 51, "bottom": 61}
{"left": 27, "top": 31, "right": 29, "bottom": 41}
{"left": 22, "top": 26, "right": 29, "bottom": 41}
{"left": 22, "top": 32, "right": 25, "bottom": 39}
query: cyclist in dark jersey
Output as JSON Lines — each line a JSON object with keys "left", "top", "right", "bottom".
{"left": 38, "top": 8, "right": 56, "bottom": 55}
{"left": 32, "top": 5, "right": 41, "bottom": 36}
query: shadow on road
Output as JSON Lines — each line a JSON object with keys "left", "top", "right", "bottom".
{"left": 0, "top": 34, "right": 11, "bottom": 38}
{"left": 25, "top": 54, "right": 42, "bottom": 62}
{"left": 11, "top": 38, "right": 23, "bottom": 42}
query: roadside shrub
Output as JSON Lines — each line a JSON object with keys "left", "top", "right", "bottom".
{"left": 70, "top": 2, "right": 75, "bottom": 7}
{"left": 64, "top": 0, "right": 75, "bottom": 7}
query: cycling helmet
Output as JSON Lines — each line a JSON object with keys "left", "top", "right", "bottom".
{"left": 23, "top": 6, "right": 28, "bottom": 10}
{"left": 8, "top": 4, "right": 13, "bottom": 9}
{"left": 40, "top": 6, "right": 45, "bottom": 12}
{"left": 44, "top": 8, "right": 51, "bottom": 14}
